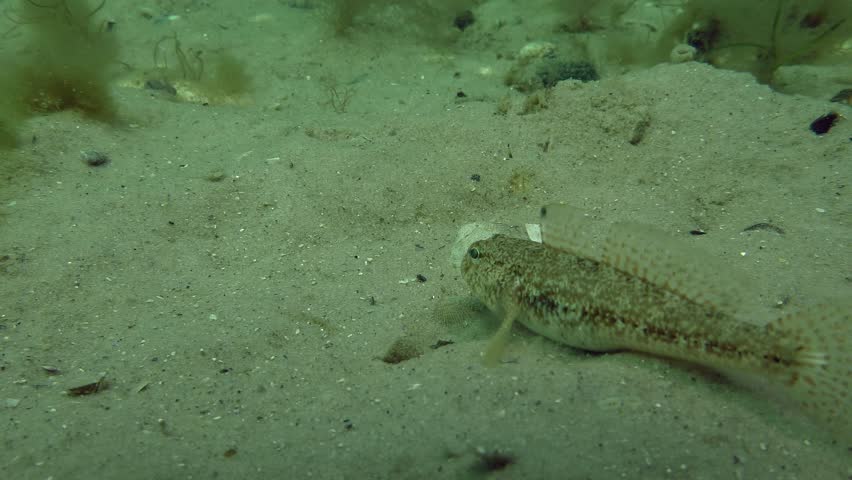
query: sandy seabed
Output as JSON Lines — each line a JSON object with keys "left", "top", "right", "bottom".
{"left": 1, "top": 1, "right": 850, "bottom": 478}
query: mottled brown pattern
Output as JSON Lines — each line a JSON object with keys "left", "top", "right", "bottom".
{"left": 461, "top": 231, "right": 851, "bottom": 439}
{"left": 465, "top": 235, "right": 796, "bottom": 375}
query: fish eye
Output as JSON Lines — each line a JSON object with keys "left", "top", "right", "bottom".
{"left": 468, "top": 247, "right": 480, "bottom": 259}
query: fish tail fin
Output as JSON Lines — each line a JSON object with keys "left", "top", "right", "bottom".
{"left": 767, "top": 304, "right": 851, "bottom": 443}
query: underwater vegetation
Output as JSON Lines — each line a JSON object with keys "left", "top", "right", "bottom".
{"left": 503, "top": 0, "right": 851, "bottom": 93}
{"left": 0, "top": 75, "right": 28, "bottom": 148}
{"left": 551, "top": 0, "right": 640, "bottom": 33}
{"left": 146, "top": 33, "right": 253, "bottom": 105}
{"left": 0, "top": 0, "right": 253, "bottom": 148}
{"left": 0, "top": 0, "right": 119, "bottom": 147}
{"left": 657, "top": 0, "right": 852, "bottom": 86}
{"left": 1, "top": 0, "right": 846, "bottom": 148}
{"left": 326, "top": 0, "right": 477, "bottom": 39}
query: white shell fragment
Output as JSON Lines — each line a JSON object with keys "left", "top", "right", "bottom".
{"left": 670, "top": 44, "right": 697, "bottom": 63}
{"left": 519, "top": 41, "right": 556, "bottom": 62}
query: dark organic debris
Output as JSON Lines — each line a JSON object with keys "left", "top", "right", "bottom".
{"left": 810, "top": 112, "right": 840, "bottom": 135}
{"left": 453, "top": 10, "right": 475, "bottom": 31}
{"left": 80, "top": 150, "right": 110, "bottom": 167}
{"left": 473, "top": 448, "right": 516, "bottom": 473}
{"left": 536, "top": 60, "right": 599, "bottom": 88}
{"left": 742, "top": 222, "right": 785, "bottom": 235}
{"left": 66, "top": 374, "right": 108, "bottom": 397}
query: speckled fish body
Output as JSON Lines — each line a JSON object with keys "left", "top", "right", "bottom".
{"left": 462, "top": 234, "right": 776, "bottom": 371}
{"left": 459, "top": 205, "right": 850, "bottom": 437}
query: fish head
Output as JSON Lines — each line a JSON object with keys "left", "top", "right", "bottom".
{"left": 462, "top": 234, "right": 531, "bottom": 315}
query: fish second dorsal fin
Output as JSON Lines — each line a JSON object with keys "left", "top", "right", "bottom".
{"left": 540, "top": 203, "right": 751, "bottom": 316}
{"left": 602, "top": 221, "right": 751, "bottom": 315}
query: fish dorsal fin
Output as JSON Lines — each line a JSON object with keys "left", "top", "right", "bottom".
{"left": 540, "top": 203, "right": 750, "bottom": 315}
{"left": 539, "top": 203, "right": 605, "bottom": 261}
{"left": 601, "top": 221, "right": 749, "bottom": 314}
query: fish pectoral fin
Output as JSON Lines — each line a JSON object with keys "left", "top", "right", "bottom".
{"left": 483, "top": 307, "right": 520, "bottom": 367}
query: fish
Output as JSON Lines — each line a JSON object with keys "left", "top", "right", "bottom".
{"left": 460, "top": 204, "right": 850, "bottom": 438}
